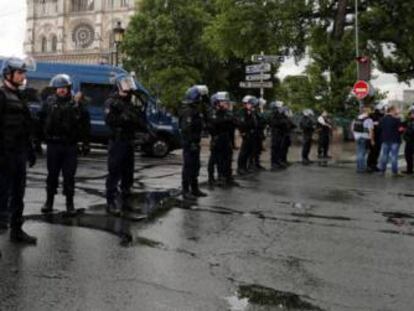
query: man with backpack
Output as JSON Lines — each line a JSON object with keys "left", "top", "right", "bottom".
{"left": 353, "top": 106, "right": 375, "bottom": 173}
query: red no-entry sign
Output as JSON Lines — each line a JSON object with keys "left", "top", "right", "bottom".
{"left": 353, "top": 80, "right": 370, "bottom": 100}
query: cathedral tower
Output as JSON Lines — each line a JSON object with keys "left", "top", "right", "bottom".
{"left": 25, "top": 0, "right": 136, "bottom": 64}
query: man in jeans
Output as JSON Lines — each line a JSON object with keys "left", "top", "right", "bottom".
{"left": 378, "top": 105, "right": 403, "bottom": 176}
{"left": 353, "top": 106, "right": 374, "bottom": 173}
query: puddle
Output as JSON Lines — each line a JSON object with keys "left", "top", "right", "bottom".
{"left": 25, "top": 190, "right": 181, "bottom": 246}
{"left": 226, "top": 284, "right": 324, "bottom": 311}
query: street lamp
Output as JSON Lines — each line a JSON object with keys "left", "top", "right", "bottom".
{"left": 113, "top": 21, "right": 125, "bottom": 66}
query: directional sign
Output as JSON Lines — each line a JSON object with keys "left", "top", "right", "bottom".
{"left": 252, "top": 55, "right": 284, "bottom": 63}
{"left": 239, "top": 81, "right": 274, "bottom": 89}
{"left": 245, "top": 63, "right": 271, "bottom": 74}
{"left": 352, "top": 80, "right": 370, "bottom": 100}
{"left": 245, "top": 73, "right": 272, "bottom": 81}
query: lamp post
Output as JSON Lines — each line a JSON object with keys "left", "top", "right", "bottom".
{"left": 113, "top": 21, "right": 125, "bottom": 66}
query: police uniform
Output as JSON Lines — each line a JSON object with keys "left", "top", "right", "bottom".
{"left": 367, "top": 110, "right": 383, "bottom": 171}
{"left": 269, "top": 109, "right": 289, "bottom": 169}
{"left": 0, "top": 85, "right": 36, "bottom": 234}
{"left": 179, "top": 103, "right": 205, "bottom": 197}
{"left": 42, "top": 93, "right": 90, "bottom": 212}
{"left": 250, "top": 110, "right": 267, "bottom": 170}
{"left": 105, "top": 93, "right": 142, "bottom": 211}
{"left": 317, "top": 115, "right": 331, "bottom": 158}
{"left": 237, "top": 108, "right": 257, "bottom": 174}
{"left": 300, "top": 114, "right": 315, "bottom": 163}
{"left": 207, "top": 107, "right": 234, "bottom": 184}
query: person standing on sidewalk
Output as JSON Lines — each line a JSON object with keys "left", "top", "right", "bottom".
{"left": 378, "top": 105, "right": 403, "bottom": 176}
{"left": 352, "top": 106, "right": 375, "bottom": 173}
{"left": 317, "top": 110, "right": 333, "bottom": 159}
{"left": 367, "top": 102, "right": 385, "bottom": 172}
{"left": 300, "top": 109, "right": 315, "bottom": 165}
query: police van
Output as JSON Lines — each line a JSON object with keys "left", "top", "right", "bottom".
{"left": 0, "top": 58, "right": 181, "bottom": 157}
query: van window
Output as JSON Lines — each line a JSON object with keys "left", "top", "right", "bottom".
{"left": 80, "top": 83, "right": 114, "bottom": 107}
{"left": 27, "top": 79, "right": 50, "bottom": 93}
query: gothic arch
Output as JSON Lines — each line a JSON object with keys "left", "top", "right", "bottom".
{"left": 40, "top": 36, "right": 48, "bottom": 53}
{"left": 50, "top": 34, "right": 58, "bottom": 52}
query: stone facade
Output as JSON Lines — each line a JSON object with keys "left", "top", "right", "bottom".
{"left": 25, "top": 0, "right": 136, "bottom": 64}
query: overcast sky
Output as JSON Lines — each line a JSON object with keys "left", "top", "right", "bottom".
{"left": 0, "top": 1, "right": 410, "bottom": 100}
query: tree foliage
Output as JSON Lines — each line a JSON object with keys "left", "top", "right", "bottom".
{"left": 122, "top": 0, "right": 414, "bottom": 114}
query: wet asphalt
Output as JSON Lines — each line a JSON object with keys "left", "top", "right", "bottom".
{"left": 1, "top": 142, "right": 414, "bottom": 311}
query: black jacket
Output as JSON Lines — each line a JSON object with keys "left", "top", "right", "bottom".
{"left": 0, "top": 85, "right": 34, "bottom": 154}
{"left": 104, "top": 93, "right": 143, "bottom": 141}
{"left": 179, "top": 104, "right": 204, "bottom": 147}
{"left": 41, "top": 94, "right": 90, "bottom": 145}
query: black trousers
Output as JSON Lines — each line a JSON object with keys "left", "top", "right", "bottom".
{"left": 0, "top": 151, "right": 27, "bottom": 229}
{"left": 302, "top": 134, "right": 313, "bottom": 160}
{"left": 318, "top": 133, "right": 330, "bottom": 157}
{"left": 367, "top": 141, "right": 381, "bottom": 169}
{"left": 106, "top": 140, "right": 135, "bottom": 203}
{"left": 271, "top": 132, "right": 284, "bottom": 167}
{"left": 405, "top": 142, "right": 414, "bottom": 173}
{"left": 281, "top": 134, "right": 291, "bottom": 163}
{"left": 182, "top": 144, "right": 201, "bottom": 191}
{"left": 238, "top": 135, "right": 254, "bottom": 171}
{"left": 209, "top": 136, "right": 232, "bottom": 180}
{"left": 46, "top": 143, "right": 78, "bottom": 198}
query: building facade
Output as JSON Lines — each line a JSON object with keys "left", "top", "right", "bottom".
{"left": 25, "top": 0, "right": 136, "bottom": 64}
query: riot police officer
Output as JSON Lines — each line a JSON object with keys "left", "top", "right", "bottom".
{"left": 105, "top": 74, "right": 144, "bottom": 214}
{"left": 40, "top": 74, "right": 90, "bottom": 215}
{"left": 403, "top": 106, "right": 414, "bottom": 174}
{"left": 269, "top": 101, "right": 288, "bottom": 170}
{"left": 237, "top": 95, "right": 258, "bottom": 175}
{"left": 280, "top": 107, "right": 296, "bottom": 165}
{"left": 300, "top": 109, "right": 315, "bottom": 165}
{"left": 0, "top": 57, "right": 37, "bottom": 244}
{"left": 207, "top": 92, "right": 235, "bottom": 186}
{"left": 179, "top": 85, "right": 209, "bottom": 200}
{"left": 250, "top": 98, "right": 267, "bottom": 171}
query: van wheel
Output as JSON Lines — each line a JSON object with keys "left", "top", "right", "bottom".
{"left": 145, "top": 139, "right": 170, "bottom": 158}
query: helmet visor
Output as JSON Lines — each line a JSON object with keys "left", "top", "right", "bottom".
{"left": 118, "top": 75, "right": 138, "bottom": 92}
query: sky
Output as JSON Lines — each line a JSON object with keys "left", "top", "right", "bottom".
{"left": 0, "top": 1, "right": 411, "bottom": 101}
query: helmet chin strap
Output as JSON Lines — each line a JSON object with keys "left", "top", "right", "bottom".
{"left": 5, "top": 72, "right": 23, "bottom": 90}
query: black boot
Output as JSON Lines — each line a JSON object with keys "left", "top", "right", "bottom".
{"left": 10, "top": 227, "right": 37, "bottom": 245}
{"left": 106, "top": 199, "right": 121, "bottom": 216}
{"left": 65, "top": 196, "right": 77, "bottom": 216}
{"left": 182, "top": 181, "right": 197, "bottom": 200}
{"left": 41, "top": 193, "right": 54, "bottom": 213}
{"left": 191, "top": 181, "right": 207, "bottom": 197}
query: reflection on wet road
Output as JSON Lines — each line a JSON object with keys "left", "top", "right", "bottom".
{"left": 1, "top": 149, "right": 414, "bottom": 311}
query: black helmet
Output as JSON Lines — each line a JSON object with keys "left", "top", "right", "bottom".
{"left": 49, "top": 74, "right": 72, "bottom": 88}
{"left": 1, "top": 56, "right": 36, "bottom": 79}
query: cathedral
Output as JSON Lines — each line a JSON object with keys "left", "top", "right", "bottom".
{"left": 25, "top": 0, "right": 136, "bottom": 64}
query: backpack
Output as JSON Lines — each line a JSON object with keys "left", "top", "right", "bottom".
{"left": 353, "top": 117, "right": 368, "bottom": 133}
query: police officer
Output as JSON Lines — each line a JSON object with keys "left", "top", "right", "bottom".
{"left": 250, "top": 98, "right": 267, "bottom": 171}
{"left": 269, "top": 101, "right": 287, "bottom": 170}
{"left": 237, "top": 95, "right": 258, "bottom": 175}
{"left": 280, "top": 107, "right": 296, "bottom": 166}
{"left": 179, "top": 85, "right": 209, "bottom": 200}
{"left": 0, "top": 57, "right": 37, "bottom": 244}
{"left": 207, "top": 92, "right": 235, "bottom": 186}
{"left": 105, "top": 74, "right": 144, "bottom": 214}
{"left": 300, "top": 109, "right": 315, "bottom": 165}
{"left": 317, "top": 110, "right": 332, "bottom": 159}
{"left": 403, "top": 106, "right": 414, "bottom": 175}
{"left": 40, "top": 74, "right": 90, "bottom": 215}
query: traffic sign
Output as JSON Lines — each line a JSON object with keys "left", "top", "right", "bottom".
{"left": 239, "top": 81, "right": 274, "bottom": 89}
{"left": 251, "top": 55, "right": 284, "bottom": 63}
{"left": 245, "top": 73, "right": 271, "bottom": 81}
{"left": 352, "top": 80, "right": 370, "bottom": 100}
{"left": 245, "top": 63, "right": 271, "bottom": 74}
